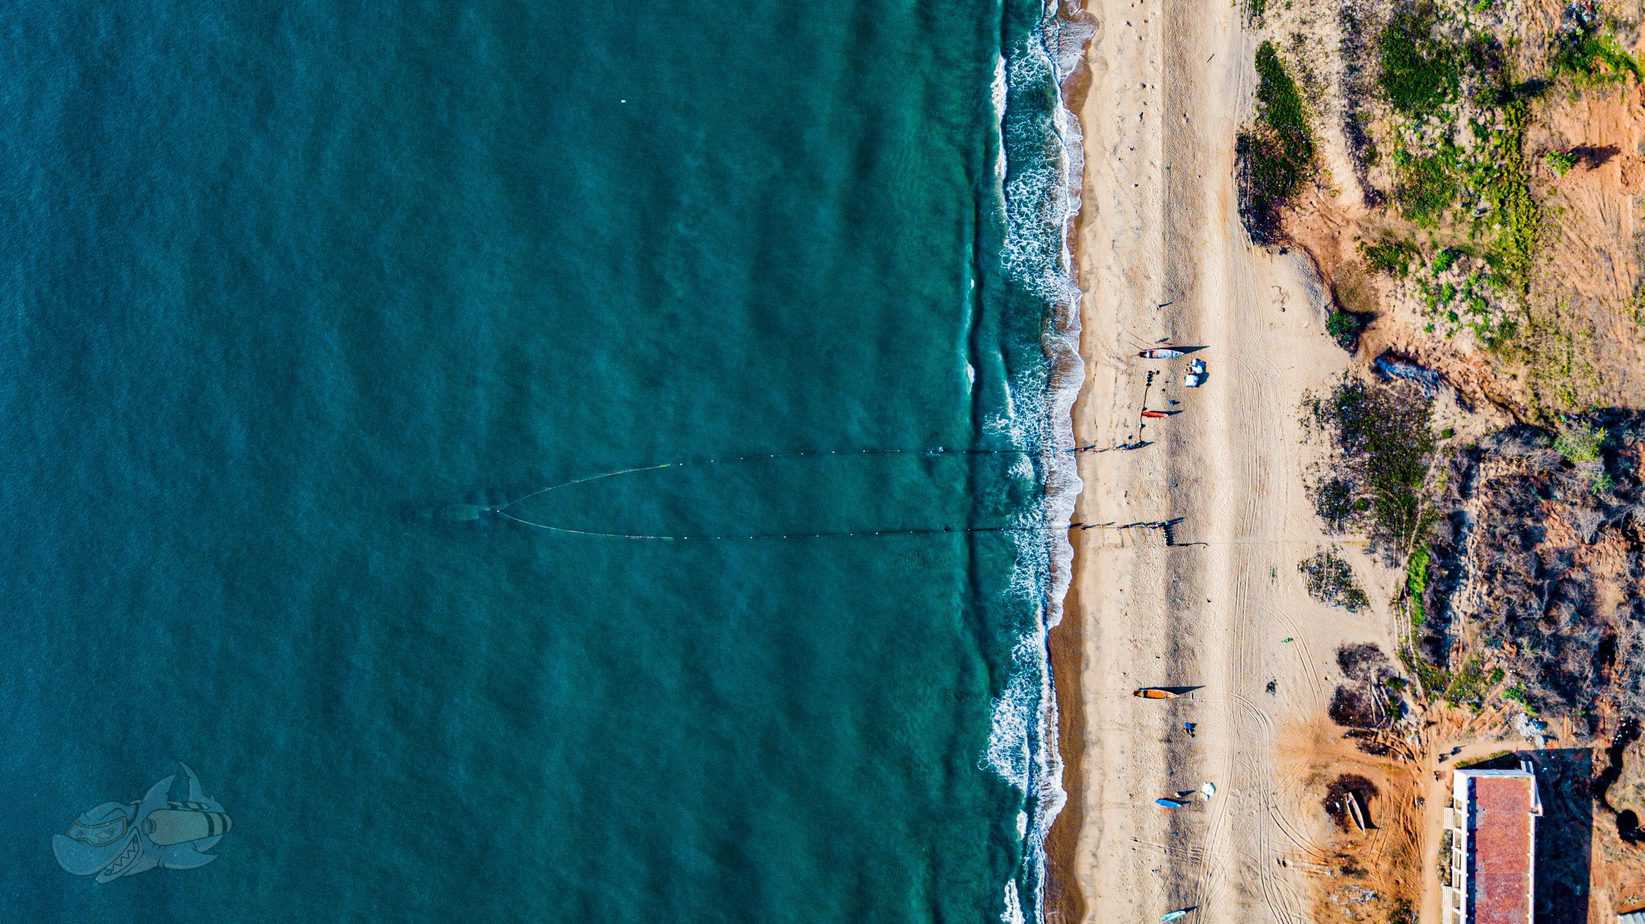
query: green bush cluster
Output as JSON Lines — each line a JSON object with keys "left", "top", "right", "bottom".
{"left": 1392, "top": 144, "right": 1458, "bottom": 226}
{"left": 1361, "top": 238, "right": 1417, "bottom": 276}
{"left": 1237, "top": 42, "right": 1314, "bottom": 243}
{"left": 1553, "top": 29, "right": 1643, "bottom": 86}
{"left": 1553, "top": 420, "right": 1605, "bottom": 464}
{"left": 1300, "top": 548, "right": 1372, "bottom": 612}
{"left": 1406, "top": 545, "right": 1431, "bottom": 626}
{"left": 1378, "top": 4, "right": 1459, "bottom": 118}
{"left": 1306, "top": 376, "right": 1437, "bottom": 558}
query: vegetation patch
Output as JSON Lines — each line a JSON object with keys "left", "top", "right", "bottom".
{"left": 1377, "top": 4, "right": 1459, "bottom": 118}
{"left": 1391, "top": 143, "right": 1459, "bottom": 226}
{"left": 1300, "top": 548, "right": 1370, "bottom": 612}
{"left": 1553, "top": 419, "right": 1605, "bottom": 463}
{"left": 1237, "top": 42, "right": 1314, "bottom": 244}
{"left": 1304, "top": 376, "right": 1437, "bottom": 559}
{"left": 1440, "top": 655, "right": 1490, "bottom": 709}
{"left": 1361, "top": 237, "right": 1416, "bottom": 276}
{"left": 1405, "top": 545, "right": 1431, "bottom": 626}
{"left": 1476, "top": 100, "right": 1537, "bottom": 300}
{"left": 1553, "top": 28, "right": 1642, "bottom": 87}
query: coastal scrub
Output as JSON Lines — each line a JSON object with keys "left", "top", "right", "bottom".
{"left": 1300, "top": 548, "right": 1370, "bottom": 612}
{"left": 1237, "top": 41, "right": 1313, "bottom": 243}
{"left": 1304, "top": 376, "right": 1438, "bottom": 559}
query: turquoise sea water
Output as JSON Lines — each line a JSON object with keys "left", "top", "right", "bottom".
{"left": 1, "top": 3, "right": 1083, "bottom": 921}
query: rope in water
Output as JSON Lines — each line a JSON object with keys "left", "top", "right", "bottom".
{"left": 477, "top": 443, "right": 1146, "bottom": 541}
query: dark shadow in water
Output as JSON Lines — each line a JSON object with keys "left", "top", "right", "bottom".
{"left": 1524, "top": 748, "right": 1594, "bottom": 924}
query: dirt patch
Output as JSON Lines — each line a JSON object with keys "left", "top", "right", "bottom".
{"left": 1278, "top": 715, "right": 1423, "bottom": 924}
{"left": 1324, "top": 774, "right": 1381, "bottom": 831}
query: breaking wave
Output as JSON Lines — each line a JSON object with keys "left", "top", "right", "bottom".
{"left": 980, "top": 2, "right": 1093, "bottom": 923}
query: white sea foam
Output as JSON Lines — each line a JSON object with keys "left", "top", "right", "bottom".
{"left": 1002, "top": 880, "right": 1026, "bottom": 924}
{"left": 993, "top": 55, "right": 1009, "bottom": 182}
{"left": 980, "top": 3, "right": 1093, "bottom": 923}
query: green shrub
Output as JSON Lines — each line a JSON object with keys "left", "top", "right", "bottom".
{"left": 1300, "top": 548, "right": 1371, "bottom": 612}
{"left": 1553, "top": 30, "right": 1642, "bottom": 86}
{"left": 1553, "top": 421, "right": 1605, "bottom": 464}
{"left": 1379, "top": 5, "right": 1460, "bottom": 117}
{"left": 1362, "top": 238, "right": 1416, "bottom": 276}
{"left": 1326, "top": 310, "right": 1363, "bottom": 347}
{"left": 1503, "top": 683, "right": 1538, "bottom": 714}
{"left": 1406, "top": 545, "right": 1431, "bottom": 625}
{"left": 1545, "top": 149, "right": 1577, "bottom": 175}
{"left": 1394, "top": 147, "right": 1459, "bottom": 226}
{"left": 1237, "top": 42, "right": 1315, "bottom": 243}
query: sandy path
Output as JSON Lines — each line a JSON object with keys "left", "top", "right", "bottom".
{"left": 1051, "top": 1, "right": 1354, "bottom": 921}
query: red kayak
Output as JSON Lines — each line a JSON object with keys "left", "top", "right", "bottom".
{"left": 1140, "top": 409, "right": 1176, "bottom": 419}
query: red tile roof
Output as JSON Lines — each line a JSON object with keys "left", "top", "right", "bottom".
{"left": 1468, "top": 775, "right": 1535, "bottom": 924}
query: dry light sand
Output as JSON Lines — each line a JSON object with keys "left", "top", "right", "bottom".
{"left": 1046, "top": 1, "right": 1392, "bottom": 921}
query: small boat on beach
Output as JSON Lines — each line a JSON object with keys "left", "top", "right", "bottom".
{"left": 1133, "top": 687, "right": 1179, "bottom": 699}
{"left": 1345, "top": 790, "right": 1369, "bottom": 831}
{"left": 1154, "top": 797, "right": 1191, "bottom": 810}
{"left": 1139, "top": 347, "right": 1186, "bottom": 359}
{"left": 1161, "top": 910, "right": 1193, "bottom": 922}
{"left": 1140, "top": 409, "right": 1176, "bottom": 419}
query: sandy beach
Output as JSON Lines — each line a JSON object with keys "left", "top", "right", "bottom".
{"left": 1048, "top": 1, "right": 1381, "bottom": 920}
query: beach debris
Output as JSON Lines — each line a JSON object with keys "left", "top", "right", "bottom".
{"left": 1325, "top": 775, "right": 1378, "bottom": 831}
{"left": 1201, "top": 782, "right": 1216, "bottom": 801}
{"left": 1134, "top": 687, "right": 1180, "bottom": 699}
{"left": 1154, "top": 797, "right": 1192, "bottom": 809}
{"left": 1183, "top": 721, "right": 1197, "bottom": 738}
{"left": 1281, "top": 636, "right": 1294, "bottom": 644}
{"left": 1183, "top": 358, "right": 1208, "bottom": 388}
{"left": 1372, "top": 352, "right": 1444, "bottom": 397}
{"left": 1139, "top": 347, "right": 1186, "bottom": 359}
{"left": 1265, "top": 679, "right": 1278, "bottom": 695}
{"left": 1514, "top": 711, "right": 1549, "bottom": 747}
{"left": 1344, "top": 790, "right": 1369, "bottom": 831}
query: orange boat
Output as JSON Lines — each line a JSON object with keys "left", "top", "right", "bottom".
{"left": 1133, "top": 688, "right": 1178, "bottom": 700}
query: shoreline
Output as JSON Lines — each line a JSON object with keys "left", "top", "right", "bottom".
{"left": 1041, "top": 2, "right": 1096, "bottom": 920}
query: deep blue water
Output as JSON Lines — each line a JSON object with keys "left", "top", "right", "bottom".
{"left": 1, "top": 2, "right": 1079, "bottom": 921}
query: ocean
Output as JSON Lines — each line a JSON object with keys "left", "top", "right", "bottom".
{"left": 0, "top": 2, "right": 1084, "bottom": 921}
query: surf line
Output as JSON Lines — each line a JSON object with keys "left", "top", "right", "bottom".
{"left": 442, "top": 444, "right": 1138, "bottom": 542}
